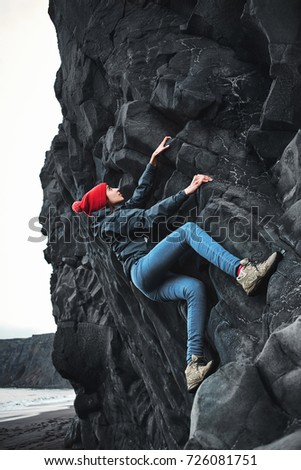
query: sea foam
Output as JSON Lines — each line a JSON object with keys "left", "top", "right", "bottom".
{"left": 0, "top": 388, "right": 75, "bottom": 422}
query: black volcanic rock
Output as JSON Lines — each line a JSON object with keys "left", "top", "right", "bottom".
{"left": 40, "top": 0, "right": 301, "bottom": 449}
{"left": 185, "top": 363, "right": 287, "bottom": 450}
{"left": 179, "top": 0, "right": 246, "bottom": 51}
{"left": 0, "top": 334, "right": 70, "bottom": 389}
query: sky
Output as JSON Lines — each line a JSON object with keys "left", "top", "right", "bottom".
{"left": 0, "top": 0, "right": 62, "bottom": 338}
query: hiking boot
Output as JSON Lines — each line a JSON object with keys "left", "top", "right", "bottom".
{"left": 185, "top": 355, "right": 214, "bottom": 393}
{"left": 236, "top": 252, "right": 278, "bottom": 296}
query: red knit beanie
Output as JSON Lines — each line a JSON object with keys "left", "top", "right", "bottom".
{"left": 72, "top": 182, "right": 107, "bottom": 215}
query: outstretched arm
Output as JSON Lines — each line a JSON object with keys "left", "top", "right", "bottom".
{"left": 125, "top": 136, "right": 171, "bottom": 209}
{"left": 149, "top": 135, "right": 171, "bottom": 167}
{"left": 142, "top": 173, "right": 213, "bottom": 228}
{"left": 116, "top": 173, "right": 213, "bottom": 236}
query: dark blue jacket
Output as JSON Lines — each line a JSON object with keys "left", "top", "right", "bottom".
{"left": 90, "top": 163, "right": 189, "bottom": 279}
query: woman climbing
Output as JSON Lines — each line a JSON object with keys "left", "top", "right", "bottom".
{"left": 72, "top": 136, "right": 277, "bottom": 393}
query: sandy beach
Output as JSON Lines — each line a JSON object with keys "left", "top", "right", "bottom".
{"left": 0, "top": 406, "right": 75, "bottom": 450}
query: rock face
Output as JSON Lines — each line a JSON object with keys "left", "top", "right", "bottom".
{"left": 0, "top": 334, "right": 70, "bottom": 389}
{"left": 40, "top": 0, "right": 301, "bottom": 449}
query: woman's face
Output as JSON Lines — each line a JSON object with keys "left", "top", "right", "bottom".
{"left": 106, "top": 185, "right": 124, "bottom": 206}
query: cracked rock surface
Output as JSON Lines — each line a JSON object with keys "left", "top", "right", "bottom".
{"left": 40, "top": 0, "right": 301, "bottom": 449}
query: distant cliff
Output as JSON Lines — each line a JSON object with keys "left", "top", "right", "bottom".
{"left": 40, "top": 0, "right": 301, "bottom": 450}
{"left": 0, "top": 334, "right": 70, "bottom": 389}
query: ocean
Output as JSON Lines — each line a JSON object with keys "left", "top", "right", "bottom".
{"left": 0, "top": 388, "right": 75, "bottom": 423}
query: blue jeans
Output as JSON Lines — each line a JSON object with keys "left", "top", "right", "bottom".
{"left": 130, "top": 222, "right": 241, "bottom": 364}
